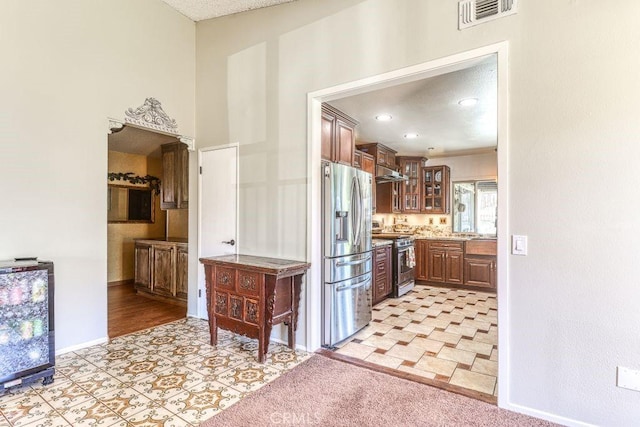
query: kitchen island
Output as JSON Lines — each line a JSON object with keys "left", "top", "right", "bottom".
{"left": 199, "top": 254, "right": 310, "bottom": 363}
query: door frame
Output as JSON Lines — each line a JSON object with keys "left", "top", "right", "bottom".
{"left": 197, "top": 143, "right": 239, "bottom": 319}
{"left": 307, "top": 41, "right": 510, "bottom": 407}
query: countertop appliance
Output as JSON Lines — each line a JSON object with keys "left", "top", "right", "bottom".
{"left": 370, "top": 233, "right": 415, "bottom": 297}
{"left": 0, "top": 260, "right": 55, "bottom": 391}
{"left": 322, "top": 161, "right": 372, "bottom": 347}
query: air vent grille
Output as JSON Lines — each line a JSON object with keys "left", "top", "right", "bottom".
{"left": 458, "top": 0, "right": 518, "bottom": 30}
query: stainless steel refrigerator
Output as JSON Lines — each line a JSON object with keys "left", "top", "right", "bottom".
{"left": 322, "top": 161, "right": 372, "bottom": 347}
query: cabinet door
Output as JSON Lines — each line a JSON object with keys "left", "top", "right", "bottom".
{"left": 175, "top": 245, "right": 188, "bottom": 300}
{"left": 321, "top": 111, "right": 335, "bottom": 161}
{"left": 353, "top": 150, "right": 362, "bottom": 169}
{"left": 414, "top": 240, "right": 428, "bottom": 281}
{"left": 335, "top": 118, "right": 354, "bottom": 166}
{"left": 134, "top": 243, "right": 153, "bottom": 290}
{"left": 153, "top": 245, "right": 175, "bottom": 297}
{"left": 428, "top": 250, "right": 446, "bottom": 282}
{"left": 422, "top": 166, "right": 450, "bottom": 214}
{"left": 464, "top": 257, "right": 496, "bottom": 289}
{"left": 401, "top": 160, "right": 421, "bottom": 212}
{"left": 445, "top": 250, "right": 464, "bottom": 284}
{"left": 178, "top": 146, "right": 189, "bottom": 209}
{"left": 161, "top": 149, "right": 177, "bottom": 209}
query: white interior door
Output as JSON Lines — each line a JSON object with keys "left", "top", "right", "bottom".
{"left": 198, "top": 145, "right": 238, "bottom": 318}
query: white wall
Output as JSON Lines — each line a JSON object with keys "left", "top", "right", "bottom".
{"left": 427, "top": 151, "right": 497, "bottom": 182}
{"left": 195, "top": 0, "right": 640, "bottom": 425}
{"left": 0, "top": 0, "right": 195, "bottom": 351}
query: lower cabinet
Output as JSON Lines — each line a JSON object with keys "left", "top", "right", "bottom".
{"left": 428, "top": 241, "right": 464, "bottom": 285}
{"left": 415, "top": 238, "right": 496, "bottom": 290}
{"left": 134, "top": 240, "right": 188, "bottom": 305}
{"left": 372, "top": 244, "right": 392, "bottom": 305}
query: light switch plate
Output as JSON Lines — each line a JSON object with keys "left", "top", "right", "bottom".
{"left": 512, "top": 235, "right": 527, "bottom": 255}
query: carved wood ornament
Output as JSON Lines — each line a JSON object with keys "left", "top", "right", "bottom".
{"left": 108, "top": 97, "right": 195, "bottom": 151}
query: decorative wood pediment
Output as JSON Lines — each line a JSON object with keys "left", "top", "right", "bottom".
{"left": 108, "top": 97, "right": 195, "bottom": 151}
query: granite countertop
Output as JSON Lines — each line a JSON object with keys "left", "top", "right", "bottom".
{"left": 199, "top": 254, "right": 310, "bottom": 277}
{"left": 372, "top": 239, "right": 393, "bottom": 247}
{"left": 412, "top": 235, "right": 497, "bottom": 241}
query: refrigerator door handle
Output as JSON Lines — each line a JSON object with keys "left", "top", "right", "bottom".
{"left": 351, "top": 176, "right": 363, "bottom": 246}
{"left": 335, "top": 274, "right": 371, "bottom": 292}
{"left": 336, "top": 254, "right": 372, "bottom": 267}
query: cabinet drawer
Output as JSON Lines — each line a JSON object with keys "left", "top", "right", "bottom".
{"left": 375, "top": 247, "right": 389, "bottom": 258}
{"left": 237, "top": 271, "right": 262, "bottom": 296}
{"left": 428, "top": 241, "right": 464, "bottom": 251}
{"left": 465, "top": 240, "right": 497, "bottom": 256}
{"left": 375, "top": 261, "right": 387, "bottom": 276}
{"left": 215, "top": 267, "right": 236, "bottom": 291}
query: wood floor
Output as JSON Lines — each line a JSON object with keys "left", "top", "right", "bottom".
{"left": 108, "top": 283, "right": 186, "bottom": 338}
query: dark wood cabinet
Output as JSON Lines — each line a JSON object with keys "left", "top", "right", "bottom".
{"left": 200, "top": 254, "right": 310, "bottom": 363}
{"left": 414, "top": 239, "right": 429, "bottom": 281}
{"left": 397, "top": 157, "right": 428, "bottom": 213}
{"left": 464, "top": 239, "right": 497, "bottom": 290}
{"left": 134, "top": 239, "right": 188, "bottom": 305}
{"left": 321, "top": 104, "right": 357, "bottom": 166}
{"left": 357, "top": 142, "right": 399, "bottom": 214}
{"left": 161, "top": 142, "right": 189, "bottom": 210}
{"left": 372, "top": 244, "right": 392, "bottom": 305}
{"left": 422, "top": 165, "right": 450, "bottom": 214}
{"left": 427, "top": 240, "right": 464, "bottom": 284}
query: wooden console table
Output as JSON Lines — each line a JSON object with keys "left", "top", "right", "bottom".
{"left": 199, "top": 254, "right": 310, "bottom": 363}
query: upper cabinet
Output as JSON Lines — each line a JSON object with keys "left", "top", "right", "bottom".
{"left": 321, "top": 104, "right": 358, "bottom": 166}
{"left": 161, "top": 142, "right": 189, "bottom": 210}
{"left": 356, "top": 142, "right": 396, "bottom": 169}
{"left": 422, "top": 165, "right": 450, "bottom": 214}
{"left": 397, "top": 156, "right": 427, "bottom": 213}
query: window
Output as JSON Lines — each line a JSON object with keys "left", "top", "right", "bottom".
{"left": 452, "top": 180, "right": 497, "bottom": 235}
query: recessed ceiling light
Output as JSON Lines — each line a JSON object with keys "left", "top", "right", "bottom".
{"left": 458, "top": 98, "right": 478, "bottom": 107}
{"left": 427, "top": 147, "right": 435, "bottom": 151}
{"left": 404, "top": 133, "right": 419, "bottom": 139}
{"left": 375, "top": 114, "right": 393, "bottom": 121}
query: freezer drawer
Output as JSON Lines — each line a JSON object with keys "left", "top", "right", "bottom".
{"left": 323, "top": 272, "right": 372, "bottom": 346}
{"left": 323, "top": 251, "right": 372, "bottom": 284}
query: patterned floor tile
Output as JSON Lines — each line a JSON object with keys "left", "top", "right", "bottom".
{"left": 131, "top": 367, "right": 205, "bottom": 401}
{"left": 332, "top": 285, "right": 498, "bottom": 399}
{"left": 0, "top": 394, "right": 58, "bottom": 427}
{"left": 55, "top": 398, "right": 121, "bottom": 426}
{"left": 449, "top": 368, "right": 496, "bottom": 395}
{"left": 97, "top": 387, "right": 152, "bottom": 418}
{"left": 167, "top": 381, "right": 243, "bottom": 424}
{"left": 216, "top": 362, "right": 284, "bottom": 393}
{"left": 264, "top": 346, "right": 313, "bottom": 371}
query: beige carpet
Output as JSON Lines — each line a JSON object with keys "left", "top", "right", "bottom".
{"left": 203, "top": 354, "right": 557, "bottom": 427}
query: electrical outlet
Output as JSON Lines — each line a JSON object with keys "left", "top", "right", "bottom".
{"left": 617, "top": 366, "right": 640, "bottom": 392}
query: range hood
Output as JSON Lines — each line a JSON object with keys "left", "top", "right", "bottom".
{"left": 375, "top": 165, "right": 409, "bottom": 183}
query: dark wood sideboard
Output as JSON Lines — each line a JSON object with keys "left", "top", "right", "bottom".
{"left": 199, "top": 254, "right": 310, "bottom": 363}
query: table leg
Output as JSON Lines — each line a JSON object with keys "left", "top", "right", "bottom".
{"left": 287, "top": 274, "right": 303, "bottom": 350}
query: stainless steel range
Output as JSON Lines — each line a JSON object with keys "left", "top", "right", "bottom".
{"left": 372, "top": 233, "right": 415, "bottom": 297}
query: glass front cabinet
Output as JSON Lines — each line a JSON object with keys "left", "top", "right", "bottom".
{"left": 397, "top": 157, "right": 427, "bottom": 213}
{"left": 422, "top": 165, "right": 451, "bottom": 214}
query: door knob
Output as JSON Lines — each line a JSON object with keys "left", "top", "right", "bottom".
{"left": 222, "top": 239, "right": 235, "bottom": 246}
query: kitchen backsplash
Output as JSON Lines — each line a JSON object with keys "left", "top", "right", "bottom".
{"left": 373, "top": 214, "right": 454, "bottom": 237}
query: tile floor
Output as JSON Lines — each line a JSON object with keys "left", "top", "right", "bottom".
{"left": 334, "top": 285, "right": 498, "bottom": 397}
{"left": 0, "top": 318, "right": 311, "bottom": 426}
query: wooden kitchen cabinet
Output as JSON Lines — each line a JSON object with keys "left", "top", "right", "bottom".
{"left": 161, "top": 142, "right": 189, "bottom": 210}
{"left": 321, "top": 103, "right": 358, "bottom": 166}
{"left": 134, "top": 242, "right": 153, "bottom": 291}
{"left": 356, "top": 142, "right": 397, "bottom": 169}
{"left": 372, "top": 244, "right": 392, "bottom": 305}
{"left": 134, "top": 239, "right": 188, "bottom": 305}
{"left": 422, "top": 165, "right": 450, "bottom": 214}
{"left": 427, "top": 240, "right": 464, "bottom": 285}
{"left": 397, "top": 156, "right": 428, "bottom": 213}
{"left": 414, "top": 239, "right": 429, "bottom": 281}
{"left": 354, "top": 149, "right": 376, "bottom": 210}
{"left": 464, "top": 239, "right": 497, "bottom": 290}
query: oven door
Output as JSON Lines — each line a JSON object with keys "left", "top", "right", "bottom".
{"left": 397, "top": 244, "right": 415, "bottom": 287}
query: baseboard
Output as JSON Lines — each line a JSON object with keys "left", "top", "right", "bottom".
{"left": 502, "top": 402, "right": 596, "bottom": 427}
{"left": 56, "top": 337, "right": 109, "bottom": 356}
{"left": 107, "top": 279, "right": 134, "bottom": 288}
{"left": 269, "top": 337, "right": 308, "bottom": 352}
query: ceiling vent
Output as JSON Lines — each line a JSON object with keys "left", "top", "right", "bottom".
{"left": 459, "top": 0, "right": 518, "bottom": 30}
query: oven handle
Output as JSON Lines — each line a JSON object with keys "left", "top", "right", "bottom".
{"left": 336, "top": 255, "right": 372, "bottom": 267}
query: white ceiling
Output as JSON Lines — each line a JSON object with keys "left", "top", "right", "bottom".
{"left": 329, "top": 56, "right": 498, "bottom": 158}
{"left": 108, "top": 126, "right": 179, "bottom": 158}
{"left": 161, "top": 0, "right": 296, "bottom": 21}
